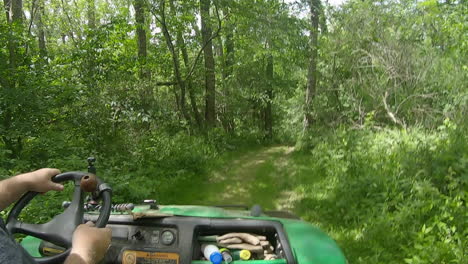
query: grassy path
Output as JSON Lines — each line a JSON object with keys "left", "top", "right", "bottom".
{"left": 174, "top": 145, "right": 341, "bottom": 243}
{"left": 179, "top": 145, "right": 300, "bottom": 211}
{"left": 175, "top": 145, "right": 333, "bottom": 226}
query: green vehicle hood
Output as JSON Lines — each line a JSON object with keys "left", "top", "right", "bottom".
{"left": 133, "top": 205, "right": 253, "bottom": 218}
{"left": 134, "top": 205, "right": 347, "bottom": 264}
{"left": 280, "top": 219, "right": 346, "bottom": 264}
{"left": 22, "top": 205, "right": 346, "bottom": 264}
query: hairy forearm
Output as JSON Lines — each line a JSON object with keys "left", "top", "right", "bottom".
{"left": 0, "top": 174, "right": 30, "bottom": 211}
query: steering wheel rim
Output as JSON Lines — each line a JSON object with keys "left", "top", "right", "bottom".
{"left": 5, "top": 171, "right": 112, "bottom": 264}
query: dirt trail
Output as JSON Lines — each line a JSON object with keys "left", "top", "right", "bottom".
{"left": 201, "top": 145, "right": 296, "bottom": 211}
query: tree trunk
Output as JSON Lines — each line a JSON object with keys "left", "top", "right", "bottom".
{"left": 85, "top": 0, "right": 96, "bottom": 85}
{"left": 225, "top": 19, "right": 235, "bottom": 132}
{"left": 3, "top": 0, "right": 10, "bottom": 22}
{"left": 177, "top": 32, "right": 203, "bottom": 129}
{"left": 2, "top": 0, "right": 23, "bottom": 158}
{"left": 10, "top": 0, "right": 22, "bottom": 22}
{"left": 159, "top": 0, "right": 191, "bottom": 124}
{"left": 87, "top": 0, "right": 95, "bottom": 29}
{"left": 219, "top": 7, "right": 235, "bottom": 133}
{"left": 200, "top": 0, "right": 216, "bottom": 127}
{"left": 224, "top": 28, "right": 234, "bottom": 78}
{"left": 134, "top": 0, "right": 149, "bottom": 79}
{"left": 303, "top": 0, "right": 320, "bottom": 132}
{"left": 37, "top": 0, "right": 47, "bottom": 60}
{"left": 216, "top": 35, "right": 228, "bottom": 131}
{"left": 4, "top": 0, "right": 23, "bottom": 70}
{"left": 7, "top": 0, "right": 23, "bottom": 69}
{"left": 265, "top": 53, "right": 273, "bottom": 140}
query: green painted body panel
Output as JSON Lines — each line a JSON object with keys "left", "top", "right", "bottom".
{"left": 20, "top": 236, "right": 42, "bottom": 257}
{"left": 133, "top": 205, "right": 253, "bottom": 218}
{"left": 280, "top": 219, "right": 347, "bottom": 264}
{"left": 159, "top": 205, "right": 251, "bottom": 217}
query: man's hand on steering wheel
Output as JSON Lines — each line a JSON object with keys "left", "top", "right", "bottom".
{"left": 67, "top": 221, "right": 112, "bottom": 264}
{"left": 0, "top": 168, "right": 64, "bottom": 211}
{"left": 24, "top": 169, "right": 112, "bottom": 264}
{"left": 3, "top": 169, "right": 113, "bottom": 264}
{"left": 21, "top": 168, "right": 64, "bottom": 193}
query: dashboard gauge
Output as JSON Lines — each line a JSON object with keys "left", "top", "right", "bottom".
{"left": 161, "top": 230, "right": 175, "bottom": 245}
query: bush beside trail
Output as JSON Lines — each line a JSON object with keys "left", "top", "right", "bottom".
{"left": 291, "top": 122, "right": 467, "bottom": 264}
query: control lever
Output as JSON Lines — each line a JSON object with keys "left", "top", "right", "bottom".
{"left": 87, "top": 157, "right": 96, "bottom": 174}
{"left": 86, "top": 157, "right": 104, "bottom": 201}
{"left": 62, "top": 201, "right": 71, "bottom": 209}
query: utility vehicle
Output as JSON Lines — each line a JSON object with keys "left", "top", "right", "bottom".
{"left": 7, "top": 159, "right": 347, "bottom": 264}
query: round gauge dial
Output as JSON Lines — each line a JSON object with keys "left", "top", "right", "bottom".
{"left": 161, "top": 230, "right": 175, "bottom": 245}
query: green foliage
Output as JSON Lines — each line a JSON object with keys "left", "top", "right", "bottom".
{"left": 0, "top": 0, "right": 466, "bottom": 262}
{"left": 291, "top": 124, "right": 467, "bottom": 264}
{"left": 303, "top": 0, "right": 468, "bottom": 129}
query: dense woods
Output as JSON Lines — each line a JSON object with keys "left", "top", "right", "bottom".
{"left": 0, "top": 0, "right": 466, "bottom": 263}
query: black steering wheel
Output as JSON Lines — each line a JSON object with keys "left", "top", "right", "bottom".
{"left": 5, "top": 171, "right": 112, "bottom": 264}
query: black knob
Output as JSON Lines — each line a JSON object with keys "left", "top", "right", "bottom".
{"left": 133, "top": 231, "right": 144, "bottom": 241}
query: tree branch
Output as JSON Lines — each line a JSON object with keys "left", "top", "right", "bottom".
{"left": 383, "top": 91, "right": 405, "bottom": 127}
{"left": 60, "top": 0, "right": 77, "bottom": 44}
{"left": 27, "top": 0, "right": 37, "bottom": 36}
{"left": 395, "top": 93, "right": 437, "bottom": 115}
{"left": 150, "top": 0, "right": 224, "bottom": 83}
{"left": 184, "top": 0, "right": 223, "bottom": 82}
{"left": 25, "top": 0, "right": 38, "bottom": 55}
{"left": 155, "top": 81, "right": 176, "bottom": 86}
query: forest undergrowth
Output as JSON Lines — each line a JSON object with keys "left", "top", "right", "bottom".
{"left": 1, "top": 123, "right": 466, "bottom": 264}
{"left": 290, "top": 123, "right": 467, "bottom": 264}
{"left": 200, "top": 123, "right": 467, "bottom": 264}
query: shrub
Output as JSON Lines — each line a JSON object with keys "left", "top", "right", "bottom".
{"left": 293, "top": 122, "right": 467, "bottom": 263}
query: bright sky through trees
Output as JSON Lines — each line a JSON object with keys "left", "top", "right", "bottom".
{"left": 285, "top": 0, "right": 347, "bottom": 7}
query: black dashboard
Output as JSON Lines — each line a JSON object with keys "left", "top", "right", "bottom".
{"left": 82, "top": 213, "right": 296, "bottom": 264}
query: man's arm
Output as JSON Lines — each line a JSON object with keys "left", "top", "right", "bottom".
{"left": 0, "top": 168, "right": 63, "bottom": 211}
{"left": 0, "top": 169, "right": 112, "bottom": 264}
{"left": 65, "top": 222, "right": 112, "bottom": 264}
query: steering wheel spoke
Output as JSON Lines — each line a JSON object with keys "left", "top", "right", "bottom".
{"left": 17, "top": 221, "right": 73, "bottom": 247}
{"left": 5, "top": 171, "right": 112, "bottom": 264}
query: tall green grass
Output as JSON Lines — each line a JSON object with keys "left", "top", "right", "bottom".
{"left": 291, "top": 121, "right": 467, "bottom": 264}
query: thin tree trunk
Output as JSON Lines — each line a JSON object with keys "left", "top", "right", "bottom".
{"left": 8, "top": 0, "right": 23, "bottom": 69}
{"left": 224, "top": 15, "right": 235, "bottom": 132}
{"left": 216, "top": 35, "right": 229, "bottom": 131}
{"left": 158, "top": 0, "right": 191, "bottom": 124}
{"left": 2, "top": 0, "right": 23, "bottom": 158}
{"left": 37, "top": 0, "right": 47, "bottom": 60}
{"left": 224, "top": 27, "right": 234, "bottom": 78}
{"left": 87, "top": 0, "right": 95, "bottom": 29}
{"left": 177, "top": 32, "right": 203, "bottom": 129}
{"left": 11, "top": 0, "right": 22, "bottom": 21}
{"left": 303, "top": 0, "right": 320, "bottom": 132}
{"left": 3, "top": 0, "right": 10, "bottom": 22}
{"left": 85, "top": 0, "right": 96, "bottom": 87}
{"left": 331, "top": 54, "right": 342, "bottom": 113}
{"left": 134, "top": 0, "right": 153, "bottom": 119}
{"left": 134, "top": 0, "right": 149, "bottom": 79}
{"left": 265, "top": 53, "right": 273, "bottom": 140}
{"left": 200, "top": 0, "right": 216, "bottom": 127}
